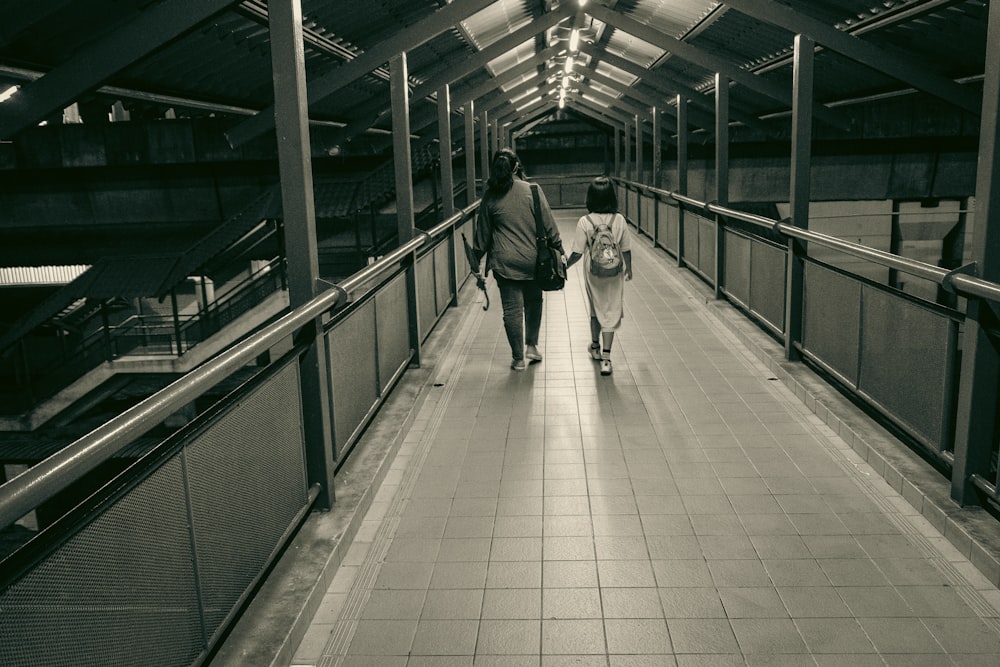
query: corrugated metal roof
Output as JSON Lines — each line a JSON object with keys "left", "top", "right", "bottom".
{"left": 0, "top": 1, "right": 988, "bottom": 147}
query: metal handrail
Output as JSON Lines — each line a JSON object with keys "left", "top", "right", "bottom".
{"left": 0, "top": 202, "right": 480, "bottom": 529}
{"left": 630, "top": 180, "right": 1000, "bottom": 305}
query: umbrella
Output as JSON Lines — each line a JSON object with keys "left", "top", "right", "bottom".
{"left": 461, "top": 233, "right": 489, "bottom": 311}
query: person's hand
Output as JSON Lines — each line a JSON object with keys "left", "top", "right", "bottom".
{"left": 560, "top": 254, "right": 568, "bottom": 266}
{"left": 625, "top": 269, "right": 633, "bottom": 282}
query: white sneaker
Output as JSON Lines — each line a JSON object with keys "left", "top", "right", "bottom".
{"left": 526, "top": 345, "right": 542, "bottom": 362}
{"left": 511, "top": 358, "right": 526, "bottom": 371}
{"left": 589, "top": 344, "right": 602, "bottom": 361}
{"left": 600, "top": 359, "right": 612, "bottom": 376}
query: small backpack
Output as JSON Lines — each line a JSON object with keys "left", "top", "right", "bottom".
{"left": 586, "top": 214, "right": 623, "bottom": 277}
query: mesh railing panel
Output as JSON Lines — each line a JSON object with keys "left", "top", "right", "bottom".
{"left": 0, "top": 459, "right": 204, "bottom": 667}
{"left": 185, "top": 362, "right": 309, "bottom": 636}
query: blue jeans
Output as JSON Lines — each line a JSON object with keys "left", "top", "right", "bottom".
{"left": 495, "top": 276, "right": 543, "bottom": 361}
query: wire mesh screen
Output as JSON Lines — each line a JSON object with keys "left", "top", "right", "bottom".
{"left": 748, "top": 240, "right": 786, "bottom": 334}
{"left": 434, "top": 240, "right": 452, "bottom": 323}
{"left": 0, "top": 459, "right": 204, "bottom": 667}
{"left": 417, "top": 250, "right": 437, "bottom": 341}
{"left": 328, "top": 301, "right": 379, "bottom": 452}
{"left": 640, "top": 195, "right": 655, "bottom": 238}
{"left": 803, "top": 262, "right": 862, "bottom": 385}
{"left": 723, "top": 230, "right": 750, "bottom": 303}
{"left": 184, "top": 362, "right": 309, "bottom": 638}
{"left": 376, "top": 275, "right": 411, "bottom": 390}
{"left": 0, "top": 361, "right": 311, "bottom": 666}
{"left": 857, "top": 286, "right": 957, "bottom": 451}
{"left": 659, "top": 200, "right": 678, "bottom": 254}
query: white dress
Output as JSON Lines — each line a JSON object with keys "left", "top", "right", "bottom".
{"left": 571, "top": 212, "right": 631, "bottom": 332}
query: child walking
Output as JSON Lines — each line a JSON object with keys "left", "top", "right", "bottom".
{"left": 565, "top": 176, "right": 633, "bottom": 376}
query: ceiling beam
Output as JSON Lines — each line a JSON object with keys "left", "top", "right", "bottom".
{"left": 457, "top": 45, "right": 563, "bottom": 109}
{"left": 0, "top": 0, "right": 240, "bottom": 140}
{"left": 723, "top": 0, "right": 980, "bottom": 114}
{"left": 578, "top": 42, "right": 769, "bottom": 133}
{"left": 0, "top": 0, "right": 75, "bottom": 49}
{"left": 586, "top": 3, "right": 846, "bottom": 129}
{"left": 563, "top": 93, "right": 633, "bottom": 128}
{"left": 226, "top": 0, "right": 497, "bottom": 147}
{"left": 563, "top": 103, "right": 625, "bottom": 133}
{"left": 417, "top": 4, "right": 574, "bottom": 104}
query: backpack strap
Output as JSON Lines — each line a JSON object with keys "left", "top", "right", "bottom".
{"left": 531, "top": 184, "right": 544, "bottom": 240}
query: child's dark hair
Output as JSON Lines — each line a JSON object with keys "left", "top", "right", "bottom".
{"left": 486, "top": 148, "right": 521, "bottom": 195}
{"left": 586, "top": 176, "right": 618, "bottom": 213}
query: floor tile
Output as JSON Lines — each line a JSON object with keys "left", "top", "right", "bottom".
{"left": 291, "top": 210, "right": 1000, "bottom": 667}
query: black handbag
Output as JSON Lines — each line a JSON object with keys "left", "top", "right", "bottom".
{"left": 531, "top": 184, "right": 566, "bottom": 291}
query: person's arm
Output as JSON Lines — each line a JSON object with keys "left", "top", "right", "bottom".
{"left": 472, "top": 207, "right": 492, "bottom": 269}
{"left": 618, "top": 213, "right": 633, "bottom": 280}
{"left": 535, "top": 186, "right": 564, "bottom": 254}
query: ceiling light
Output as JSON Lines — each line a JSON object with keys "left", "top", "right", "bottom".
{"left": 564, "top": 56, "right": 575, "bottom": 74}
{"left": 0, "top": 85, "right": 19, "bottom": 104}
{"left": 559, "top": 97, "right": 566, "bottom": 109}
{"left": 569, "top": 29, "right": 580, "bottom": 52}
{"left": 562, "top": 75, "right": 570, "bottom": 89}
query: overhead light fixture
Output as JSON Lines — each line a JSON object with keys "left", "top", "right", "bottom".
{"left": 0, "top": 85, "right": 19, "bottom": 104}
{"left": 562, "top": 75, "right": 570, "bottom": 89}
{"left": 569, "top": 29, "right": 580, "bottom": 52}
{"left": 564, "top": 56, "right": 575, "bottom": 74}
{"left": 579, "top": 0, "right": 588, "bottom": 7}
{"left": 559, "top": 97, "right": 566, "bottom": 109}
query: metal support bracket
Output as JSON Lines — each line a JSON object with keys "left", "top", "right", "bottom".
{"left": 941, "top": 262, "right": 978, "bottom": 294}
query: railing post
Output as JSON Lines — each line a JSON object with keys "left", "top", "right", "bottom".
{"left": 714, "top": 73, "right": 729, "bottom": 300}
{"left": 169, "top": 291, "right": 182, "bottom": 356}
{"left": 624, "top": 117, "right": 632, "bottom": 184}
{"left": 464, "top": 100, "right": 476, "bottom": 203}
{"left": 439, "top": 84, "right": 458, "bottom": 307}
{"left": 951, "top": 0, "right": 1000, "bottom": 506}
{"left": 391, "top": 52, "right": 421, "bottom": 367}
{"left": 636, "top": 113, "right": 644, "bottom": 187}
{"left": 270, "top": 0, "right": 336, "bottom": 507}
{"left": 652, "top": 107, "right": 661, "bottom": 247}
{"left": 784, "top": 34, "right": 815, "bottom": 361}
{"left": 676, "top": 95, "right": 688, "bottom": 268}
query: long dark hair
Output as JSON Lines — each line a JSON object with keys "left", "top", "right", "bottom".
{"left": 486, "top": 148, "right": 522, "bottom": 196}
{"left": 586, "top": 176, "right": 618, "bottom": 213}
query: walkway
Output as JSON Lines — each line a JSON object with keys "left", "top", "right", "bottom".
{"left": 291, "top": 209, "right": 1000, "bottom": 666}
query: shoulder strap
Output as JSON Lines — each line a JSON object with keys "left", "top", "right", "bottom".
{"left": 530, "top": 184, "right": 544, "bottom": 238}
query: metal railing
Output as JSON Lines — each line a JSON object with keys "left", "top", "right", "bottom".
{"left": 616, "top": 177, "right": 1000, "bottom": 508}
{"left": 0, "top": 200, "right": 480, "bottom": 666}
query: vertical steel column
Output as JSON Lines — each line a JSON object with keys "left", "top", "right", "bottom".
{"left": 479, "top": 107, "right": 490, "bottom": 190}
{"left": 492, "top": 118, "right": 500, "bottom": 153}
{"left": 635, "top": 114, "right": 643, "bottom": 185}
{"left": 438, "top": 85, "right": 455, "bottom": 218}
{"left": 270, "top": 0, "right": 335, "bottom": 507}
{"left": 613, "top": 126, "right": 620, "bottom": 177}
{"left": 785, "top": 35, "right": 814, "bottom": 361}
{"left": 438, "top": 84, "right": 458, "bottom": 308}
{"left": 624, "top": 118, "right": 632, "bottom": 182}
{"left": 677, "top": 95, "right": 688, "bottom": 268}
{"left": 951, "top": 0, "right": 1000, "bottom": 506}
{"left": 714, "top": 74, "right": 729, "bottom": 299}
{"left": 652, "top": 106, "right": 661, "bottom": 246}
{"left": 391, "top": 53, "right": 421, "bottom": 366}
{"left": 652, "top": 107, "right": 662, "bottom": 189}
{"left": 464, "top": 101, "right": 476, "bottom": 202}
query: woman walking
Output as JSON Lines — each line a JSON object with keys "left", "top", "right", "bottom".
{"left": 473, "top": 148, "right": 565, "bottom": 371}
{"left": 565, "top": 176, "right": 633, "bottom": 376}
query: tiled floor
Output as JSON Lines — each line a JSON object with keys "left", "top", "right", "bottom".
{"left": 292, "top": 209, "right": 1000, "bottom": 666}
